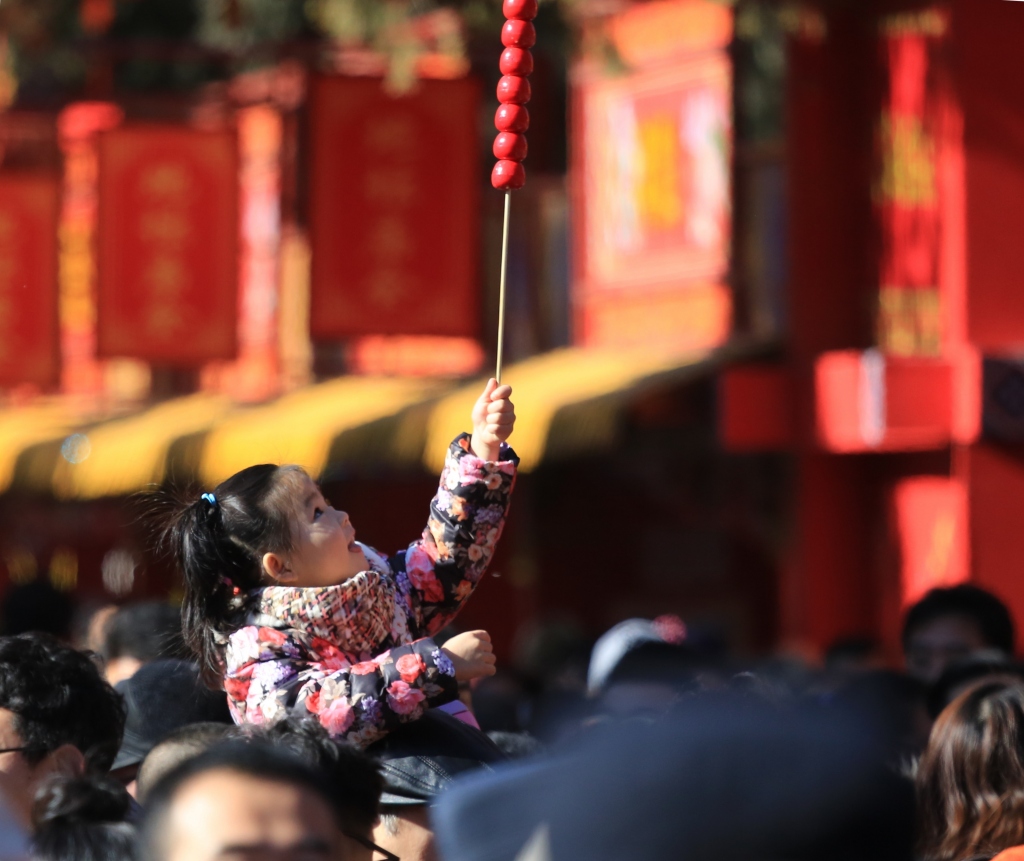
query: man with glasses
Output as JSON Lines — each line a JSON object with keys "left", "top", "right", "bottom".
{"left": 140, "top": 742, "right": 397, "bottom": 861}
{"left": 0, "top": 632, "right": 124, "bottom": 825}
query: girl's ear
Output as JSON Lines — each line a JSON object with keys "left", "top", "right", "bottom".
{"left": 262, "top": 551, "right": 295, "bottom": 584}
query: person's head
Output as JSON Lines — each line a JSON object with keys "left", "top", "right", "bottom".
{"left": 916, "top": 677, "right": 1024, "bottom": 861}
{"left": 369, "top": 710, "right": 504, "bottom": 861}
{"left": 0, "top": 633, "right": 124, "bottom": 824}
{"left": 165, "top": 466, "right": 368, "bottom": 677}
{"left": 824, "top": 636, "right": 882, "bottom": 673}
{"left": 72, "top": 602, "right": 117, "bottom": 655}
{"left": 250, "top": 717, "right": 383, "bottom": 843}
{"left": 587, "top": 617, "right": 691, "bottom": 701}
{"left": 927, "top": 655, "right": 1024, "bottom": 721}
{"left": 1, "top": 581, "right": 75, "bottom": 641}
{"left": 111, "top": 660, "right": 233, "bottom": 793}
{"left": 587, "top": 618, "right": 696, "bottom": 720}
{"left": 903, "top": 585, "right": 1015, "bottom": 684}
{"left": 31, "top": 774, "right": 137, "bottom": 861}
{"left": 136, "top": 723, "right": 236, "bottom": 803}
{"left": 833, "top": 670, "right": 932, "bottom": 760}
{"left": 102, "top": 603, "right": 186, "bottom": 686}
{"left": 433, "top": 696, "right": 916, "bottom": 861}
{"left": 598, "top": 640, "right": 697, "bottom": 716}
{"left": 140, "top": 742, "right": 376, "bottom": 861}
{"left": 376, "top": 808, "right": 435, "bottom": 861}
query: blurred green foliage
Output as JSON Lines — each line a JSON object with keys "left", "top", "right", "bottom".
{"left": 0, "top": 0, "right": 565, "bottom": 102}
{"left": 1, "top": 0, "right": 780, "bottom": 140}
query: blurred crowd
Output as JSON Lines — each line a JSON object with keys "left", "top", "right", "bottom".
{"left": 0, "top": 581, "right": 1021, "bottom": 859}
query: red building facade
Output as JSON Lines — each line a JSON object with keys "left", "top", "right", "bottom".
{"left": 722, "top": 0, "right": 1024, "bottom": 656}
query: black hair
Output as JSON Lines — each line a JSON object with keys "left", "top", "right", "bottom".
{"left": 115, "top": 659, "right": 234, "bottom": 775}
{"left": 102, "top": 602, "right": 186, "bottom": 664}
{"left": 832, "top": 669, "right": 930, "bottom": 762}
{"left": 136, "top": 721, "right": 239, "bottom": 801}
{"left": 0, "top": 633, "right": 124, "bottom": 772}
{"left": 246, "top": 716, "right": 383, "bottom": 836}
{"left": 902, "top": 585, "right": 1016, "bottom": 655}
{"left": 605, "top": 641, "right": 698, "bottom": 691}
{"left": 927, "top": 655, "right": 1024, "bottom": 720}
{"left": 31, "top": 774, "right": 137, "bottom": 861}
{"left": 159, "top": 464, "right": 307, "bottom": 680}
{"left": 824, "top": 636, "right": 880, "bottom": 671}
{"left": 140, "top": 741, "right": 344, "bottom": 858}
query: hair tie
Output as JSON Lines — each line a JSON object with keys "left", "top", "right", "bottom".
{"left": 201, "top": 492, "right": 217, "bottom": 508}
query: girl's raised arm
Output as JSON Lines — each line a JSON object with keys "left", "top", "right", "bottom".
{"left": 394, "top": 380, "right": 518, "bottom": 638}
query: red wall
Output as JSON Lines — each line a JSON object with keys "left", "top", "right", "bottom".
{"left": 957, "top": 0, "right": 1024, "bottom": 351}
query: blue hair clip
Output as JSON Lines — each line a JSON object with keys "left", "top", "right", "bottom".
{"left": 201, "top": 492, "right": 217, "bottom": 508}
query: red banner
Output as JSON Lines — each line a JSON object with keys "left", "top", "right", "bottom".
{"left": 874, "top": 7, "right": 960, "bottom": 357}
{"left": 572, "top": 11, "right": 733, "bottom": 352}
{"left": 308, "top": 76, "right": 480, "bottom": 339}
{"left": 0, "top": 173, "right": 61, "bottom": 387}
{"left": 96, "top": 124, "right": 238, "bottom": 363}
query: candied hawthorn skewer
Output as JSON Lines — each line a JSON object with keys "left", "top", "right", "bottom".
{"left": 492, "top": 0, "right": 537, "bottom": 381}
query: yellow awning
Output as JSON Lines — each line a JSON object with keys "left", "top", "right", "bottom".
{"left": 3, "top": 377, "right": 452, "bottom": 499}
{"left": 198, "top": 375, "right": 451, "bottom": 486}
{"left": 0, "top": 404, "right": 77, "bottom": 494}
{"left": 0, "top": 346, "right": 728, "bottom": 500}
{"left": 422, "top": 346, "right": 716, "bottom": 473}
{"left": 51, "top": 394, "right": 233, "bottom": 500}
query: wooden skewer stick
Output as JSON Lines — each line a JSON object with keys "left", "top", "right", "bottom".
{"left": 495, "top": 189, "right": 511, "bottom": 384}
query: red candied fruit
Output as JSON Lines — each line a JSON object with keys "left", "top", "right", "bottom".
{"left": 493, "top": 132, "right": 528, "bottom": 161}
{"left": 494, "top": 103, "right": 530, "bottom": 133}
{"left": 496, "top": 74, "right": 531, "bottom": 105}
{"left": 491, "top": 159, "right": 526, "bottom": 190}
{"left": 499, "top": 47, "right": 534, "bottom": 77}
{"left": 501, "top": 19, "right": 537, "bottom": 48}
{"left": 502, "top": 0, "right": 539, "bottom": 21}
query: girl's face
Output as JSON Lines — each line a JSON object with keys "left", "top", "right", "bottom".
{"left": 267, "top": 474, "right": 369, "bottom": 588}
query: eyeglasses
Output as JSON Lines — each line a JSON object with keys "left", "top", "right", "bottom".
{"left": 343, "top": 830, "right": 400, "bottom": 861}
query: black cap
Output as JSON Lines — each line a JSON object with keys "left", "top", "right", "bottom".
{"left": 367, "top": 709, "right": 505, "bottom": 806}
{"left": 112, "top": 659, "right": 232, "bottom": 771}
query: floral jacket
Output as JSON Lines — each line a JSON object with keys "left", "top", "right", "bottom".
{"left": 222, "top": 433, "right": 518, "bottom": 747}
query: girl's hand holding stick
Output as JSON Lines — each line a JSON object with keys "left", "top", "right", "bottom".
{"left": 470, "top": 378, "right": 515, "bottom": 462}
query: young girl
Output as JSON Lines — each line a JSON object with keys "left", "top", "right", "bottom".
{"left": 167, "top": 379, "right": 517, "bottom": 746}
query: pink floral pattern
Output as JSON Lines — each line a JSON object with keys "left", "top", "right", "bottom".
{"left": 318, "top": 699, "right": 356, "bottom": 736}
{"left": 395, "top": 653, "right": 426, "bottom": 684}
{"left": 387, "top": 680, "right": 427, "bottom": 715}
{"left": 221, "top": 434, "right": 517, "bottom": 746}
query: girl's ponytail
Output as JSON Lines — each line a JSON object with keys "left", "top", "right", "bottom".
{"left": 157, "top": 463, "right": 306, "bottom": 682}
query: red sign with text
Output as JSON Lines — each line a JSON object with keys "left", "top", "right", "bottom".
{"left": 96, "top": 125, "right": 238, "bottom": 363}
{"left": 874, "top": 7, "right": 960, "bottom": 357}
{"left": 0, "top": 173, "right": 61, "bottom": 387}
{"left": 308, "top": 76, "right": 480, "bottom": 338}
{"left": 573, "top": 20, "right": 733, "bottom": 352}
